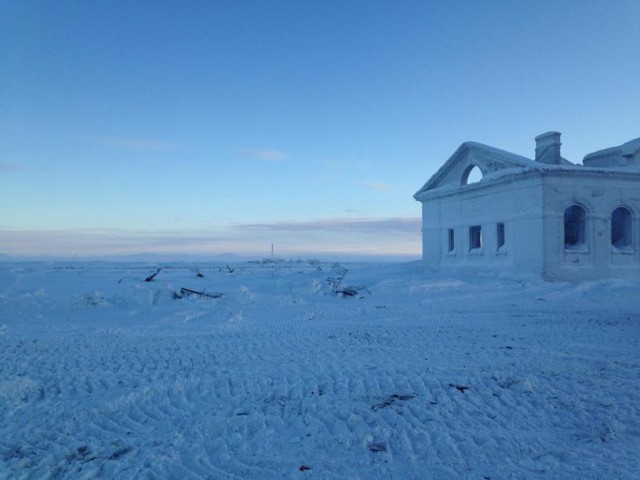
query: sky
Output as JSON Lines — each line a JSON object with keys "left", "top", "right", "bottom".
{"left": 1, "top": 0, "right": 639, "bottom": 260}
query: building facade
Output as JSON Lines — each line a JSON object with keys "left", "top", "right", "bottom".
{"left": 413, "top": 132, "right": 640, "bottom": 281}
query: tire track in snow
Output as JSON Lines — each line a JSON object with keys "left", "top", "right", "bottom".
{"left": 1, "top": 263, "right": 639, "bottom": 479}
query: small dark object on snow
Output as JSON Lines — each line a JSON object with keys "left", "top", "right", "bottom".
{"left": 144, "top": 268, "right": 161, "bottom": 282}
{"left": 338, "top": 286, "right": 358, "bottom": 297}
{"left": 368, "top": 443, "right": 386, "bottom": 453}
{"left": 108, "top": 446, "right": 133, "bottom": 461}
{"left": 336, "top": 285, "right": 371, "bottom": 298}
{"left": 299, "top": 465, "right": 312, "bottom": 471}
{"left": 449, "top": 383, "right": 470, "bottom": 394}
{"left": 196, "top": 271, "right": 204, "bottom": 278}
{"left": 179, "top": 287, "right": 223, "bottom": 299}
{"left": 372, "top": 393, "right": 415, "bottom": 411}
{"left": 390, "top": 394, "right": 415, "bottom": 401}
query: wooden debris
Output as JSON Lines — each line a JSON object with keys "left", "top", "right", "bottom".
{"left": 368, "top": 443, "right": 386, "bottom": 453}
{"left": 336, "top": 285, "right": 371, "bottom": 298}
{"left": 372, "top": 393, "right": 415, "bottom": 411}
{"left": 326, "top": 264, "right": 370, "bottom": 297}
{"left": 144, "top": 268, "right": 161, "bottom": 282}
{"left": 326, "top": 263, "right": 348, "bottom": 292}
{"left": 179, "top": 287, "right": 223, "bottom": 299}
{"left": 449, "top": 383, "right": 470, "bottom": 394}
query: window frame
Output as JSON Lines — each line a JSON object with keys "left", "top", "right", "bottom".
{"left": 447, "top": 228, "right": 455, "bottom": 253}
{"left": 564, "top": 204, "right": 587, "bottom": 251}
{"left": 496, "top": 222, "right": 505, "bottom": 251}
{"left": 469, "top": 225, "right": 482, "bottom": 251}
{"left": 611, "top": 206, "right": 633, "bottom": 251}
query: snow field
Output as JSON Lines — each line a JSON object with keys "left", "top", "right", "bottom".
{"left": 0, "top": 261, "right": 639, "bottom": 479}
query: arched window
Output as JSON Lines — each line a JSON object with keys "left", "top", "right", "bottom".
{"left": 564, "top": 205, "right": 586, "bottom": 249}
{"left": 611, "top": 207, "right": 632, "bottom": 249}
{"left": 462, "top": 165, "right": 483, "bottom": 185}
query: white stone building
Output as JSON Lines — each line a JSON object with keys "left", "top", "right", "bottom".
{"left": 413, "top": 132, "right": 640, "bottom": 281}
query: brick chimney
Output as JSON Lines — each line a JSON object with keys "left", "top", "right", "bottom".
{"left": 535, "top": 131, "right": 562, "bottom": 164}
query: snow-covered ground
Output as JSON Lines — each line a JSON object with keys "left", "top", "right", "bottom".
{"left": 1, "top": 261, "right": 639, "bottom": 479}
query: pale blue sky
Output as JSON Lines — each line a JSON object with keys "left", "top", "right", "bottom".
{"left": 1, "top": 0, "right": 639, "bottom": 258}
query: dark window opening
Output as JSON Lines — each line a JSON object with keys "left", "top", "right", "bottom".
{"left": 497, "top": 223, "right": 505, "bottom": 250}
{"left": 611, "top": 207, "right": 632, "bottom": 249}
{"left": 448, "top": 229, "right": 455, "bottom": 252}
{"left": 564, "top": 205, "right": 586, "bottom": 249}
{"left": 469, "top": 225, "right": 482, "bottom": 250}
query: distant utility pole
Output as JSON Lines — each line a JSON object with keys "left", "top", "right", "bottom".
{"left": 271, "top": 243, "right": 274, "bottom": 257}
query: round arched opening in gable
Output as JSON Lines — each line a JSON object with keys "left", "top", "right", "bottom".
{"left": 461, "top": 165, "right": 483, "bottom": 185}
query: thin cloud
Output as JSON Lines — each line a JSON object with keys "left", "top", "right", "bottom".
{"left": 0, "top": 228, "right": 252, "bottom": 256}
{"left": 239, "top": 149, "right": 288, "bottom": 162}
{"left": 0, "top": 162, "right": 23, "bottom": 172}
{"left": 102, "top": 137, "right": 179, "bottom": 151}
{"left": 236, "top": 217, "right": 421, "bottom": 235}
{"left": 0, "top": 222, "right": 421, "bottom": 258}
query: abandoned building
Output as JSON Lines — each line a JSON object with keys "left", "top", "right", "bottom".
{"left": 413, "top": 132, "right": 640, "bottom": 281}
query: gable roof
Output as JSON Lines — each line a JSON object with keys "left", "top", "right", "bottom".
{"left": 413, "top": 141, "right": 538, "bottom": 199}
{"left": 414, "top": 134, "right": 640, "bottom": 202}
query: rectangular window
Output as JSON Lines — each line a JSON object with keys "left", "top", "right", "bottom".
{"left": 469, "top": 225, "right": 482, "bottom": 250}
{"left": 448, "top": 229, "right": 455, "bottom": 252}
{"left": 497, "top": 223, "right": 505, "bottom": 250}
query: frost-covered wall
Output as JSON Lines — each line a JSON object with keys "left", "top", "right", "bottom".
{"left": 415, "top": 133, "right": 640, "bottom": 282}
{"left": 420, "top": 174, "right": 545, "bottom": 276}
{"left": 541, "top": 171, "right": 640, "bottom": 281}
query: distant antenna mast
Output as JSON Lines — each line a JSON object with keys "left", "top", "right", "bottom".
{"left": 271, "top": 243, "right": 274, "bottom": 257}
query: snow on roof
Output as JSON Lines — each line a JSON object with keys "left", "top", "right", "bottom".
{"left": 583, "top": 136, "right": 640, "bottom": 167}
{"left": 621, "top": 137, "right": 640, "bottom": 157}
{"left": 416, "top": 135, "right": 640, "bottom": 201}
{"left": 462, "top": 141, "right": 536, "bottom": 168}
{"left": 414, "top": 141, "right": 542, "bottom": 199}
